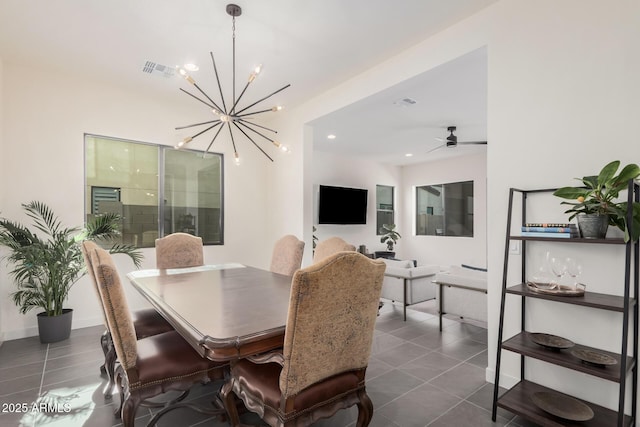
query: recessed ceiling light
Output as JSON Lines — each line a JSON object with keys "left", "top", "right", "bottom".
{"left": 405, "top": 153, "right": 413, "bottom": 157}
{"left": 327, "top": 134, "right": 336, "bottom": 140}
{"left": 183, "top": 63, "right": 199, "bottom": 72}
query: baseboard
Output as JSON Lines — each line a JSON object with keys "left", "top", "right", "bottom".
{"left": 2, "top": 316, "right": 104, "bottom": 342}
{"left": 485, "top": 367, "right": 520, "bottom": 389}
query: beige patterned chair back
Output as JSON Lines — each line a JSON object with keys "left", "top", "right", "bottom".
{"left": 279, "top": 251, "right": 385, "bottom": 398}
{"left": 270, "top": 235, "right": 305, "bottom": 276}
{"left": 155, "top": 233, "right": 204, "bottom": 269}
{"left": 313, "top": 236, "right": 356, "bottom": 263}
{"left": 81, "top": 241, "right": 109, "bottom": 326}
{"left": 90, "top": 246, "right": 139, "bottom": 372}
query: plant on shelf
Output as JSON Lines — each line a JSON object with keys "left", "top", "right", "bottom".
{"left": 379, "top": 223, "right": 401, "bottom": 251}
{"left": 552, "top": 160, "right": 640, "bottom": 242}
{"left": 0, "top": 201, "right": 143, "bottom": 342}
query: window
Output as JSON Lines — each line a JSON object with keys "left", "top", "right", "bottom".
{"left": 376, "top": 185, "right": 394, "bottom": 234}
{"left": 416, "top": 180, "right": 473, "bottom": 237}
{"left": 85, "top": 135, "right": 223, "bottom": 247}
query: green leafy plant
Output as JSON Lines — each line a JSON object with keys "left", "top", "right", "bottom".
{"left": 0, "top": 201, "right": 143, "bottom": 316}
{"left": 553, "top": 161, "right": 640, "bottom": 242}
{"left": 379, "top": 223, "right": 401, "bottom": 251}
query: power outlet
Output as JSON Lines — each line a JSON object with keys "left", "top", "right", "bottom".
{"left": 509, "top": 240, "right": 521, "bottom": 255}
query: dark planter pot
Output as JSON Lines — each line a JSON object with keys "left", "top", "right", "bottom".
{"left": 577, "top": 214, "right": 609, "bottom": 239}
{"left": 37, "top": 309, "right": 73, "bottom": 343}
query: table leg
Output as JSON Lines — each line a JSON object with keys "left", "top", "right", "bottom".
{"left": 438, "top": 283, "right": 443, "bottom": 332}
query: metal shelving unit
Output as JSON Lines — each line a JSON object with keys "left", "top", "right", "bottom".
{"left": 492, "top": 182, "right": 638, "bottom": 427}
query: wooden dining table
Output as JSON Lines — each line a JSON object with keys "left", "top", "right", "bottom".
{"left": 126, "top": 263, "right": 293, "bottom": 362}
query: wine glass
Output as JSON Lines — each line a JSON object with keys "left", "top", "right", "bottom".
{"left": 565, "top": 257, "right": 583, "bottom": 289}
{"left": 550, "top": 257, "right": 567, "bottom": 288}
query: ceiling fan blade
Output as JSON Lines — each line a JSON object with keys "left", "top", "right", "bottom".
{"left": 427, "top": 143, "right": 446, "bottom": 154}
{"left": 457, "top": 141, "right": 487, "bottom": 145}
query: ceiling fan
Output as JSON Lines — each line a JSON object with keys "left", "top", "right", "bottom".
{"left": 428, "top": 126, "right": 487, "bottom": 153}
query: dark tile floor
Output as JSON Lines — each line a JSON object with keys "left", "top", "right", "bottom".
{"left": 0, "top": 302, "right": 524, "bottom": 426}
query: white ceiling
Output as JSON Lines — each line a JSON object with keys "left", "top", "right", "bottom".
{"left": 0, "top": 0, "right": 494, "bottom": 164}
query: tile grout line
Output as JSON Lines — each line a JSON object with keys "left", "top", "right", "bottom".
{"left": 37, "top": 344, "right": 49, "bottom": 396}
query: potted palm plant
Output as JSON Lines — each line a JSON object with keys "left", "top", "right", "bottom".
{"left": 0, "top": 201, "right": 142, "bottom": 343}
{"left": 553, "top": 161, "right": 640, "bottom": 241}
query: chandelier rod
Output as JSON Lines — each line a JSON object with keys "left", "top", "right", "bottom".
{"left": 210, "top": 52, "right": 228, "bottom": 113}
{"left": 237, "top": 119, "right": 277, "bottom": 134}
{"left": 235, "top": 83, "right": 291, "bottom": 115}
{"left": 203, "top": 123, "right": 225, "bottom": 154}
{"left": 175, "top": 119, "right": 220, "bottom": 131}
{"left": 233, "top": 122, "right": 274, "bottom": 161}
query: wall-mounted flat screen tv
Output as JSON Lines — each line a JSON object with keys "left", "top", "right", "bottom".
{"left": 318, "top": 185, "right": 368, "bottom": 225}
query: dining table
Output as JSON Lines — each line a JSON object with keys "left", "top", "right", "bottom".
{"left": 126, "top": 263, "right": 293, "bottom": 362}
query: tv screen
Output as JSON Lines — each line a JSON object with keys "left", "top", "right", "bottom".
{"left": 318, "top": 185, "right": 368, "bottom": 225}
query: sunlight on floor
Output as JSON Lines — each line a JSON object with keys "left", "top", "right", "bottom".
{"left": 19, "top": 383, "right": 105, "bottom": 427}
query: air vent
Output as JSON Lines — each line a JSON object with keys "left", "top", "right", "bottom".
{"left": 142, "top": 61, "right": 176, "bottom": 78}
{"left": 393, "top": 97, "right": 418, "bottom": 107}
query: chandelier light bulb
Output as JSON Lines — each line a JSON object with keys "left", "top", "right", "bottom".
{"left": 248, "top": 64, "right": 262, "bottom": 83}
{"left": 220, "top": 114, "right": 231, "bottom": 122}
{"left": 271, "top": 105, "right": 283, "bottom": 112}
{"left": 175, "top": 136, "right": 192, "bottom": 149}
{"left": 234, "top": 152, "right": 241, "bottom": 165}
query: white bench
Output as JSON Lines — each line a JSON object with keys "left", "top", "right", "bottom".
{"left": 433, "top": 265, "right": 487, "bottom": 330}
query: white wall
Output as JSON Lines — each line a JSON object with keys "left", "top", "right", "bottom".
{"left": 0, "top": 57, "right": 4, "bottom": 344}
{"left": 311, "top": 151, "right": 402, "bottom": 256}
{"left": 269, "top": 0, "right": 640, "bottom": 415}
{"left": 402, "top": 152, "right": 487, "bottom": 268}
{"left": 0, "top": 62, "right": 274, "bottom": 340}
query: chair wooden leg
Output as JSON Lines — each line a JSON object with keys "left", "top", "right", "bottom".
{"left": 121, "top": 392, "right": 140, "bottom": 427}
{"left": 103, "top": 345, "right": 117, "bottom": 399}
{"left": 355, "top": 389, "right": 373, "bottom": 427}
{"left": 220, "top": 380, "right": 242, "bottom": 427}
{"left": 99, "top": 329, "right": 110, "bottom": 375}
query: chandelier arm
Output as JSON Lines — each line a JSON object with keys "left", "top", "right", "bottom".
{"left": 237, "top": 119, "right": 277, "bottom": 135}
{"left": 203, "top": 123, "right": 225, "bottom": 154}
{"left": 192, "top": 83, "right": 227, "bottom": 114}
{"left": 175, "top": 119, "right": 221, "bottom": 131}
{"left": 234, "top": 122, "right": 275, "bottom": 143}
{"left": 190, "top": 122, "right": 222, "bottom": 140}
{"left": 180, "top": 88, "right": 217, "bottom": 110}
{"left": 235, "top": 108, "right": 276, "bottom": 118}
{"left": 230, "top": 80, "right": 252, "bottom": 116}
{"left": 234, "top": 84, "right": 291, "bottom": 115}
{"left": 232, "top": 122, "right": 274, "bottom": 162}
{"left": 226, "top": 123, "right": 239, "bottom": 156}
{"left": 210, "top": 52, "right": 228, "bottom": 113}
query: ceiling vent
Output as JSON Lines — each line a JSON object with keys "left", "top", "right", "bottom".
{"left": 393, "top": 97, "right": 418, "bottom": 107}
{"left": 142, "top": 61, "right": 176, "bottom": 78}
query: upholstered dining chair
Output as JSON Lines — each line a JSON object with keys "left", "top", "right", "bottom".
{"left": 81, "top": 241, "right": 173, "bottom": 399}
{"left": 155, "top": 232, "right": 204, "bottom": 269}
{"left": 221, "top": 251, "right": 386, "bottom": 427}
{"left": 312, "top": 236, "right": 356, "bottom": 263}
{"left": 89, "top": 245, "right": 226, "bottom": 426}
{"left": 270, "top": 234, "right": 305, "bottom": 276}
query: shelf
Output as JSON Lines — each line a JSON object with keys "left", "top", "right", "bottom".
{"left": 502, "top": 332, "right": 635, "bottom": 383}
{"left": 510, "top": 235, "right": 625, "bottom": 244}
{"left": 497, "top": 380, "right": 633, "bottom": 426}
{"left": 506, "top": 284, "right": 636, "bottom": 312}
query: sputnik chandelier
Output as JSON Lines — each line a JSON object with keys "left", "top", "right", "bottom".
{"left": 175, "top": 3, "right": 290, "bottom": 163}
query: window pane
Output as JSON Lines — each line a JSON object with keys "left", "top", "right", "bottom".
{"left": 85, "top": 136, "right": 159, "bottom": 247}
{"left": 416, "top": 181, "right": 473, "bottom": 237}
{"left": 376, "top": 185, "right": 394, "bottom": 235}
{"left": 85, "top": 135, "right": 224, "bottom": 248}
{"left": 163, "top": 150, "right": 223, "bottom": 244}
